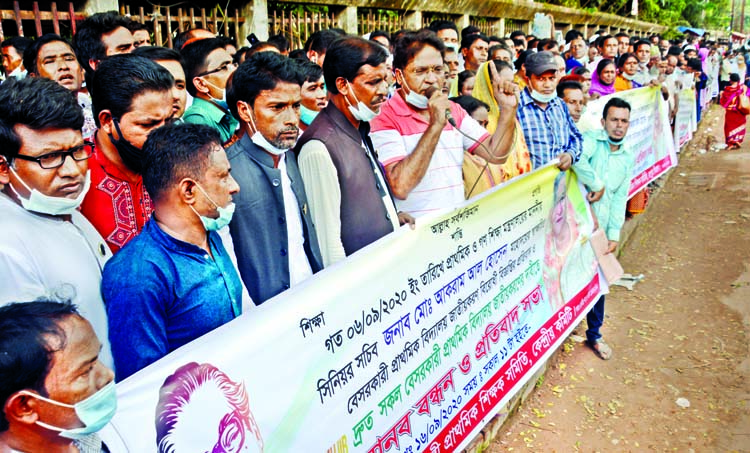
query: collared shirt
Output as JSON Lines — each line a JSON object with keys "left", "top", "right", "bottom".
{"left": 572, "top": 129, "right": 634, "bottom": 241}
{"left": 516, "top": 88, "right": 583, "bottom": 169}
{"left": 80, "top": 139, "right": 153, "bottom": 253}
{"left": 0, "top": 192, "right": 114, "bottom": 368}
{"left": 102, "top": 219, "right": 242, "bottom": 381}
{"left": 370, "top": 93, "right": 490, "bottom": 217}
{"left": 277, "top": 153, "right": 314, "bottom": 285}
{"left": 182, "top": 97, "right": 239, "bottom": 144}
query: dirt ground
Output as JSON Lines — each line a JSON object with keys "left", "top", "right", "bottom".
{"left": 488, "top": 104, "right": 750, "bottom": 453}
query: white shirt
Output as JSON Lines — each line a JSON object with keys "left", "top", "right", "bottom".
{"left": 278, "top": 153, "right": 313, "bottom": 285}
{"left": 0, "top": 192, "right": 114, "bottom": 367}
{"left": 297, "top": 139, "right": 399, "bottom": 268}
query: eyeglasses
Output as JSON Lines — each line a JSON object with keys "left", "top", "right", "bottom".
{"left": 408, "top": 65, "right": 446, "bottom": 77}
{"left": 13, "top": 142, "right": 95, "bottom": 169}
{"left": 198, "top": 61, "right": 237, "bottom": 77}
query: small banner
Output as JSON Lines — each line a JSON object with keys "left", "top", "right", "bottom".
{"left": 578, "top": 86, "right": 679, "bottom": 198}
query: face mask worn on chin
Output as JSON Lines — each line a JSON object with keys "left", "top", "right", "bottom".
{"left": 205, "top": 79, "right": 229, "bottom": 110}
{"left": 21, "top": 381, "right": 117, "bottom": 440}
{"left": 621, "top": 72, "right": 635, "bottom": 81}
{"left": 189, "top": 183, "right": 235, "bottom": 231}
{"left": 345, "top": 81, "right": 378, "bottom": 122}
{"left": 251, "top": 131, "right": 289, "bottom": 156}
{"left": 9, "top": 168, "right": 91, "bottom": 216}
{"left": 607, "top": 135, "right": 625, "bottom": 146}
{"left": 530, "top": 89, "right": 557, "bottom": 104}
{"left": 399, "top": 73, "right": 430, "bottom": 110}
{"left": 299, "top": 105, "right": 319, "bottom": 125}
{"left": 110, "top": 120, "right": 144, "bottom": 174}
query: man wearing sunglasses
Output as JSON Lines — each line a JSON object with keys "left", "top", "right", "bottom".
{"left": 181, "top": 38, "right": 239, "bottom": 144}
{"left": 0, "top": 77, "right": 114, "bottom": 368}
{"left": 79, "top": 55, "right": 174, "bottom": 254}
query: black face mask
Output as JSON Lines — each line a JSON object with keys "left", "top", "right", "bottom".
{"left": 109, "top": 119, "right": 144, "bottom": 174}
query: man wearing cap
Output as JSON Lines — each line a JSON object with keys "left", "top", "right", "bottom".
{"left": 516, "top": 51, "right": 582, "bottom": 170}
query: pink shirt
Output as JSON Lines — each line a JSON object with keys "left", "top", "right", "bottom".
{"left": 370, "top": 94, "right": 489, "bottom": 217}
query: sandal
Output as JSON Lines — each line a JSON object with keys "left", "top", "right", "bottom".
{"left": 587, "top": 340, "right": 613, "bottom": 360}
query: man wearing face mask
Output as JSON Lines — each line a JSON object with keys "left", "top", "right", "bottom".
{"left": 295, "top": 37, "right": 407, "bottom": 268}
{"left": 370, "top": 30, "right": 517, "bottom": 217}
{"left": 516, "top": 51, "right": 582, "bottom": 171}
{"left": 0, "top": 77, "right": 114, "bottom": 369}
{"left": 225, "top": 52, "right": 323, "bottom": 304}
{"left": 0, "top": 301, "right": 116, "bottom": 452}
{"left": 79, "top": 55, "right": 174, "bottom": 254}
{"left": 181, "top": 38, "right": 238, "bottom": 144}
{"left": 571, "top": 98, "right": 634, "bottom": 360}
{"left": 297, "top": 60, "right": 327, "bottom": 131}
{"left": 102, "top": 123, "right": 243, "bottom": 380}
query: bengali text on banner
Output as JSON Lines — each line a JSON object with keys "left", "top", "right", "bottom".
{"left": 578, "top": 86, "right": 679, "bottom": 198}
{"left": 103, "top": 165, "right": 605, "bottom": 453}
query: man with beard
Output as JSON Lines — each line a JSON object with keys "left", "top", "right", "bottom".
{"left": 225, "top": 52, "right": 322, "bottom": 304}
{"left": 80, "top": 55, "right": 174, "bottom": 253}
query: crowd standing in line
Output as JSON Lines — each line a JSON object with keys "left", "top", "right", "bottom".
{"left": 0, "top": 11, "right": 743, "bottom": 449}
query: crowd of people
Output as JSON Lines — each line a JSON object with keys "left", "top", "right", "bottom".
{"left": 0, "top": 11, "right": 742, "bottom": 451}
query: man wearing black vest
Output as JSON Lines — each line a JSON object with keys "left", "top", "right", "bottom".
{"left": 225, "top": 51, "right": 323, "bottom": 304}
{"left": 296, "top": 37, "right": 411, "bottom": 268}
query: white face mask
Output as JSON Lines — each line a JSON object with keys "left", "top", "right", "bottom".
{"left": 344, "top": 81, "right": 378, "bottom": 122}
{"left": 251, "top": 131, "right": 289, "bottom": 156}
{"left": 530, "top": 89, "right": 557, "bottom": 104}
{"left": 445, "top": 43, "right": 460, "bottom": 53}
{"left": 9, "top": 168, "right": 91, "bottom": 216}
{"left": 399, "top": 71, "right": 430, "bottom": 110}
{"left": 621, "top": 72, "right": 635, "bottom": 81}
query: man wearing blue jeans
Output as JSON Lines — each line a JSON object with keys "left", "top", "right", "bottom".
{"left": 573, "top": 97, "right": 635, "bottom": 360}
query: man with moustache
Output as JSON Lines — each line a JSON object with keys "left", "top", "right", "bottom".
{"left": 225, "top": 52, "right": 322, "bottom": 304}
{"left": 370, "top": 30, "right": 517, "bottom": 217}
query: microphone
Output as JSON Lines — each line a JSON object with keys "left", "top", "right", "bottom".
{"left": 445, "top": 109, "right": 457, "bottom": 128}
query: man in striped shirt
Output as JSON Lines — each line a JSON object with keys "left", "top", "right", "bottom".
{"left": 516, "top": 51, "right": 583, "bottom": 170}
{"left": 371, "top": 30, "right": 518, "bottom": 218}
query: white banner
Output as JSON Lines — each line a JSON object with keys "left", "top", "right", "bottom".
{"left": 104, "top": 166, "right": 604, "bottom": 453}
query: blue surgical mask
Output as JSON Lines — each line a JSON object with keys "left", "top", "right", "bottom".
{"left": 22, "top": 381, "right": 117, "bottom": 440}
{"left": 300, "top": 105, "right": 319, "bottom": 125}
{"left": 530, "top": 89, "right": 557, "bottom": 104}
{"left": 190, "top": 183, "right": 235, "bottom": 231}
{"left": 9, "top": 168, "right": 91, "bottom": 216}
{"left": 205, "top": 79, "right": 229, "bottom": 110}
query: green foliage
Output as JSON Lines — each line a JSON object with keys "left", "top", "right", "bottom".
{"left": 542, "top": 0, "right": 731, "bottom": 30}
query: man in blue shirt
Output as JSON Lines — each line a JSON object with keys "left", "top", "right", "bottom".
{"left": 516, "top": 51, "right": 583, "bottom": 170}
{"left": 102, "top": 123, "right": 243, "bottom": 381}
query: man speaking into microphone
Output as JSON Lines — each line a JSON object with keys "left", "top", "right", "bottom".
{"left": 371, "top": 29, "right": 519, "bottom": 218}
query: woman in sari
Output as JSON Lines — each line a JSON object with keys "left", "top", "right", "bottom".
{"left": 462, "top": 60, "right": 532, "bottom": 197}
{"left": 719, "top": 73, "right": 748, "bottom": 150}
{"left": 614, "top": 53, "right": 642, "bottom": 92}
{"left": 589, "top": 58, "right": 616, "bottom": 99}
